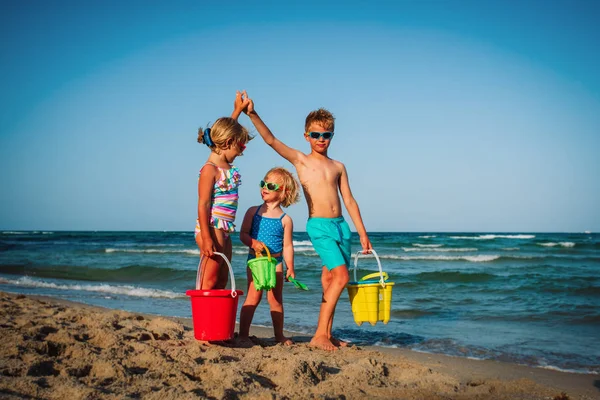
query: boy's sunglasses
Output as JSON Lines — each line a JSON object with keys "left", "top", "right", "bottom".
{"left": 306, "top": 131, "right": 334, "bottom": 140}
{"left": 260, "top": 180, "right": 282, "bottom": 191}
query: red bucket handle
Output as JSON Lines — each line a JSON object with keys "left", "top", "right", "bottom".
{"left": 196, "top": 252, "right": 238, "bottom": 298}
{"left": 352, "top": 249, "right": 386, "bottom": 288}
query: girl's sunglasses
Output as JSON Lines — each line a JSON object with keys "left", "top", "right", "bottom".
{"left": 260, "top": 180, "right": 282, "bottom": 191}
{"left": 306, "top": 131, "right": 334, "bottom": 140}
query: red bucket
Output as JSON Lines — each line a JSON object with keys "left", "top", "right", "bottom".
{"left": 186, "top": 252, "right": 243, "bottom": 341}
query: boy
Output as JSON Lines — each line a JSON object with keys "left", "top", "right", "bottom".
{"left": 243, "top": 92, "right": 372, "bottom": 351}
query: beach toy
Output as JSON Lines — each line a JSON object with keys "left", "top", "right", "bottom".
{"left": 247, "top": 244, "right": 278, "bottom": 291}
{"left": 346, "top": 249, "right": 395, "bottom": 326}
{"left": 185, "top": 252, "right": 243, "bottom": 341}
{"left": 287, "top": 276, "right": 309, "bottom": 291}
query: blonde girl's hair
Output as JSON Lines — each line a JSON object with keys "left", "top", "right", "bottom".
{"left": 304, "top": 108, "right": 335, "bottom": 132}
{"left": 265, "top": 167, "right": 301, "bottom": 208}
{"left": 197, "top": 117, "right": 253, "bottom": 154}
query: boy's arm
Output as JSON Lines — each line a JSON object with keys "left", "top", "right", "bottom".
{"left": 282, "top": 216, "right": 295, "bottom": 279}
{"left": 246, "top": 108, "right": 304, "bottom": 165}
{"left": 338, "top": 163, "right": 372, "bottom": 253}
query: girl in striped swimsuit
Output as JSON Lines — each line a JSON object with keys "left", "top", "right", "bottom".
{"left": 195, "top": 92, "right": 253, "bottom": 290}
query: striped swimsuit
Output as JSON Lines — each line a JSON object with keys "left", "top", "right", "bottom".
{"left": 195, "top": 162, "right": 241, "bottom": 235}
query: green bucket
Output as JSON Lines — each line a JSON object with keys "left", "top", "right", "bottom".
{"left": 247, "top": 245, "right": 278, "bottom": 291}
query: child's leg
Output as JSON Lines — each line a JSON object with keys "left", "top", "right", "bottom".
{"left": 239, "top": 267, "right": 263, "bottom": 339}
{"left": 321, "top": 267, "right": 348, "bottom": 347}
{"left": 267, "top": 264, "right": 292, "bottom": 345}
{"left": 215, "top": 233, "right": 232, "bottom": 288}
{"left": 311, "top": 264, "right": 349, "bottom": 351}
{"left": 195, "top": 229, "right": 229, "bottom": 290}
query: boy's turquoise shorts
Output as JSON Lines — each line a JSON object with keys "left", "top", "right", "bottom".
{"left": 306, "top": 216, "right": 352, "bottom": 271}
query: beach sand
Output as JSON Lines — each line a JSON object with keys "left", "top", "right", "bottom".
{"left": 0, "top": 291, "right": 597, "bottom": 399}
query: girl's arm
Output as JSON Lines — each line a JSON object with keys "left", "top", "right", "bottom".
{"left": 231, "top": 90, "right": 249, "bottom": 121}
{"left": 239, "top": 206, "right": 264, "bottom": 255}
{"left": 338, "top": 162, "right": 372, "bottom": 253}
{"left": 198, "top": 165, "right": 218, "bottom": 256}
{"left": 282, "top": 215, "right": 295, "bottom": 279}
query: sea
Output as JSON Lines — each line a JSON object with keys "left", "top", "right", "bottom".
{"left": 1, "top": 231, "right": 598, "bottom": 374}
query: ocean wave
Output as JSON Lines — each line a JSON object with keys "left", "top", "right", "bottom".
{"left": 501, "top": 247, "right": 520, "bottom": 251}
{"left": 449, "top": 234, "right": 535, "bottom": 240}
{"left": 418, "top": 235, "right": 437, "bottom": 238}
{"left": 412, "top": 244, "right": 443, "bottom": 248}
{"left": 402, "top": 247, "right": 478, "bottom": 253}
{"left": 414, "top": 270, "right": 497, "bottom": 283}
{"left": 105, "top": 248, "right": 198, "bottom": 255}
{"left": 538, "top": 242, "right": 575, "bottom": 248}
{"left": 381, "top": 254, "right": 500, "bottom": 262}
{"left": 0, "top": 276, "right": 184, "bottom": 299}
{"left": 292, "top": 240, "right": 312, "bottom": 246}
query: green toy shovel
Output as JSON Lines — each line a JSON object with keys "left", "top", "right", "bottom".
{"left": 288, "top": 277, "right": 309, "bottom": 291}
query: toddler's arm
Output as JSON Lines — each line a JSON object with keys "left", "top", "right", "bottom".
{"left": 282, "top": 215, "right": 295, "bottom": 280}
{"left": 239, "top": 206, "right": 265, "bottom": 255}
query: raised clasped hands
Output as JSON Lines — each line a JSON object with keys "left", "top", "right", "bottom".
{"left": 234, "top": 90, "right": 251, "bottom": 113}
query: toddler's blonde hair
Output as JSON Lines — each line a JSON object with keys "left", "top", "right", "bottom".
{"left": 198, "top": 117, "right": 252, "bottom": 154}
{"left": 305, "top": 108, "right": 335, "bottom": 132}
{"left": 265, "top": 167, "right": 300, "bottom": 208}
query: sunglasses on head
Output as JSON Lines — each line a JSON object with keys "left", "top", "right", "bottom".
{"left": 306, "top": 131, "right": 334, "bottom": 140}
{"left": 260, "top": 180, "right": 282, "bottom": 191}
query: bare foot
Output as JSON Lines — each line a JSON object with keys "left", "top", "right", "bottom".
{"left": 310, "top": 335, "right": 337, "bottom": 351}
{"left": 275, "top": 336, "right": 294, "bottom": 346}
{"left": 330, "top": 337, "right": 349, "bottom": 347}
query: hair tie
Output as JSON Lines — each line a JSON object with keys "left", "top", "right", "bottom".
{"left": 203, "top": 128, "right": 214, "bottom": 147}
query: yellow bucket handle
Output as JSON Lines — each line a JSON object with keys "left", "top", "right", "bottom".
{"left": 255, "top": 242, "right": 272, "bottom": 262}
{"left": 352, "top": 249, "right": 386, "bottom": 288}
{"left": 360, "top": 271, "right": 389, "bottom": 282}
{"left": 196, "top": 252, "right": 238, "bottom": 298}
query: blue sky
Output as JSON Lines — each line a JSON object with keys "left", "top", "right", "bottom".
{"left": 1, "top": 0, "right": 599, "bottom": 232}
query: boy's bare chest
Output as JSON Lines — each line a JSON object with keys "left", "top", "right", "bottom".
{"left": 298, "top": 162, "right": 339, "bottom": 187}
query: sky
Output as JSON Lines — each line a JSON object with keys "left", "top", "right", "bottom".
{"left": 1, "top": 0, "right": 599, "bottom": 232}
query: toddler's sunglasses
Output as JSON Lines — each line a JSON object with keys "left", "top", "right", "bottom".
{"left": 260, "top": 180, "right": 282, "bottom": 191}
{"left": 306, "top": 131, "right": 334, "bottom": 140}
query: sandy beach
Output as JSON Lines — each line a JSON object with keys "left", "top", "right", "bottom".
{"left": 0, "top": 291, "right": 597, "bottom": 400}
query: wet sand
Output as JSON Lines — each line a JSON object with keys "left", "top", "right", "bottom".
{"left": 1, "top": 291, "right": 597, "bottom": 399}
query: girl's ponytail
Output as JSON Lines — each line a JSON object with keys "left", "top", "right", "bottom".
{"left": 197, "top": 127, "right": 215, "bottom": 148}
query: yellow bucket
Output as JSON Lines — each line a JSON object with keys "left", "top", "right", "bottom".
{"left": 346, "top": 250, "right": 395, "bottom": 326}
{"left": 247, "top": 244, "right": 278, "bottom": 291}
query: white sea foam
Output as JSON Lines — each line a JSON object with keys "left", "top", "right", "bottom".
{"left": 501, "top": 247, "right": 520, "bottom": 251}
{"left": 538, "top": 242, "right": 575, "bottom": 248}
{"left": 380, "top": 254, "right": 500, "bottom": 262}
{"left": 402, "top": 247, "right": 478, "bottom": 253}
{"left": 418, "top": 235, "right": 437, "bottom": 238}
{"left": 294, "top": 247, "right": 317, "bottom": 252}
{"left": 292, "top": 240, "right": 312, "bottom": 246}
{"left": 449, "top": 234, "right": 535, "bottom": 240}
{"left": 1, "top": 231, "right": 28, "bottom": 234}
{"left": 2, "top": 277, "right": 184, "bottom": 299}
{"left": 412, "top": 244, "right": 443, "bottom": 248}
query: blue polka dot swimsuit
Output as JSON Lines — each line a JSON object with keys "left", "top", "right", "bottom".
{"left": 248, "top": 206, "right": 285, "bottom": 263}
